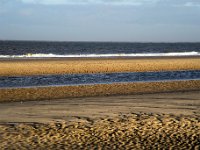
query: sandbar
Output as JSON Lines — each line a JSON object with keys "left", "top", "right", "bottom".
{"left": 0, "top": 57, "right": 200, "bottom": 76}
{"left": 1, "top": 80, "right": 200, "bottom": 102}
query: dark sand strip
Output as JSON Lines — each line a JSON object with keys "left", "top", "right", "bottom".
{"left": 1, "top": 80, "right": 200, "bottom": 102}
{"left": 0, "top": 91, "right": 199, "bottom": 123}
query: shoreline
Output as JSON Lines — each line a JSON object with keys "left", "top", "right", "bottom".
{"left": 1, "top": 55, "right": 200, "bottom": 59}
{"left": 1, "top": 56, "right": 200, "bottom": 76}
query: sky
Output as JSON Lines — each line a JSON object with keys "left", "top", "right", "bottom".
{"left": 0, "top": 0, "right": 200, "bottom": 42}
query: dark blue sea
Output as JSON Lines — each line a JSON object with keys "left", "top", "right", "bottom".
{"left": 0, "top": 41, "right": 200, "bottom": 57}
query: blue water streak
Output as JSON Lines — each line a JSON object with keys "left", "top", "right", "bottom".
{"left": 0, "top": 70, "right": 200, "bottom": 88}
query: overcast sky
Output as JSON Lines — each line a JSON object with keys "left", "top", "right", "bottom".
{"left": 0, "top": 0, "right": 200, "bottom": 42}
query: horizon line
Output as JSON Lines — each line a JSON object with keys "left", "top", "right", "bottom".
{"left": 1, "top": 39, "right": 200, "bottom": 43}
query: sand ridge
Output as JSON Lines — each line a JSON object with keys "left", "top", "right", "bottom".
{"left": 1, "top": 80, "right": 200, "bottom": 102}
{"left": 0, "top": 57, "right": 200, "bottom": 76}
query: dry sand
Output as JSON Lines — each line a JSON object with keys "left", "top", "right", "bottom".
{"left": 0, "top": 114, "right": 199, "bottom": 149}
{"left": 0, "top": 91, "right": 200, "bottom": 149}
{"left": 1, "top": 80, "right": 200, "bottom": 102}
{"left": 0, "top": 57, "right": 200, "bottom": 76}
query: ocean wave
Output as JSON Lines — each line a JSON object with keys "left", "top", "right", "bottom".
{"left": 0, "top": 52, "right": 200, "bottom": 58}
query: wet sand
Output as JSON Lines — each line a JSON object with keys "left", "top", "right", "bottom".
{"left": 1, "top": 57, "right": 200, "bottom": 76}
{"left": 0, "top": 91, "right": 200, "bottom": 123}
{"left": 0, "top": 91, "right": 200, "bottom": 149}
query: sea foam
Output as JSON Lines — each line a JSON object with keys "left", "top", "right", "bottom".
{"left": 0, "top": 52, "right": 200, "bottom": 58}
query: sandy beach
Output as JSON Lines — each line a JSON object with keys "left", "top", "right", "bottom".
{"left": 1, "top": 1, "right": 200, "bottom": 148}
{"left": 0, "top": 57, "right": 200, "bottom": 149}
{"left": 0, "top": 57, "right": 200, "bottom": 76}
{"left": 0, "top": 91, "right": 200, "bottom": 149}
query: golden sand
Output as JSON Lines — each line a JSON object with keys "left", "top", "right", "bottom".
{"left": 0, "top": 113, "right": 199, "bottom": 149}
{"left": 1, "top": 80, "right": 200, "bottom": 102}
{"left": 0, "top": 57, "right": 200, "bottom": 76}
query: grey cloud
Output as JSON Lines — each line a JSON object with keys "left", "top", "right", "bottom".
{"left": 184, "top": 2, "right": 200, "bottom": 7}
{"left": 170, "top": 0, "right": 200, "bottom": 7}
{"left": 20, "top": 0, "right": 160, "bottom": 5}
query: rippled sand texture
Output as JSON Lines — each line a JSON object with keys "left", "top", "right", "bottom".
{"left": 0, "top": 113, "right": 199, "bottom": 149}
{"left": 1, "top": 57, "right": 200, "bottom": 76}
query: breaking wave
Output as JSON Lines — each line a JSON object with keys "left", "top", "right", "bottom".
{"left": 0, "top": 52, "right": 200, "bottom": 58}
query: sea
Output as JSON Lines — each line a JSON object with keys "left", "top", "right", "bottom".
{"left": 0, "top": 41, "right": 200, "bottom": 88}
